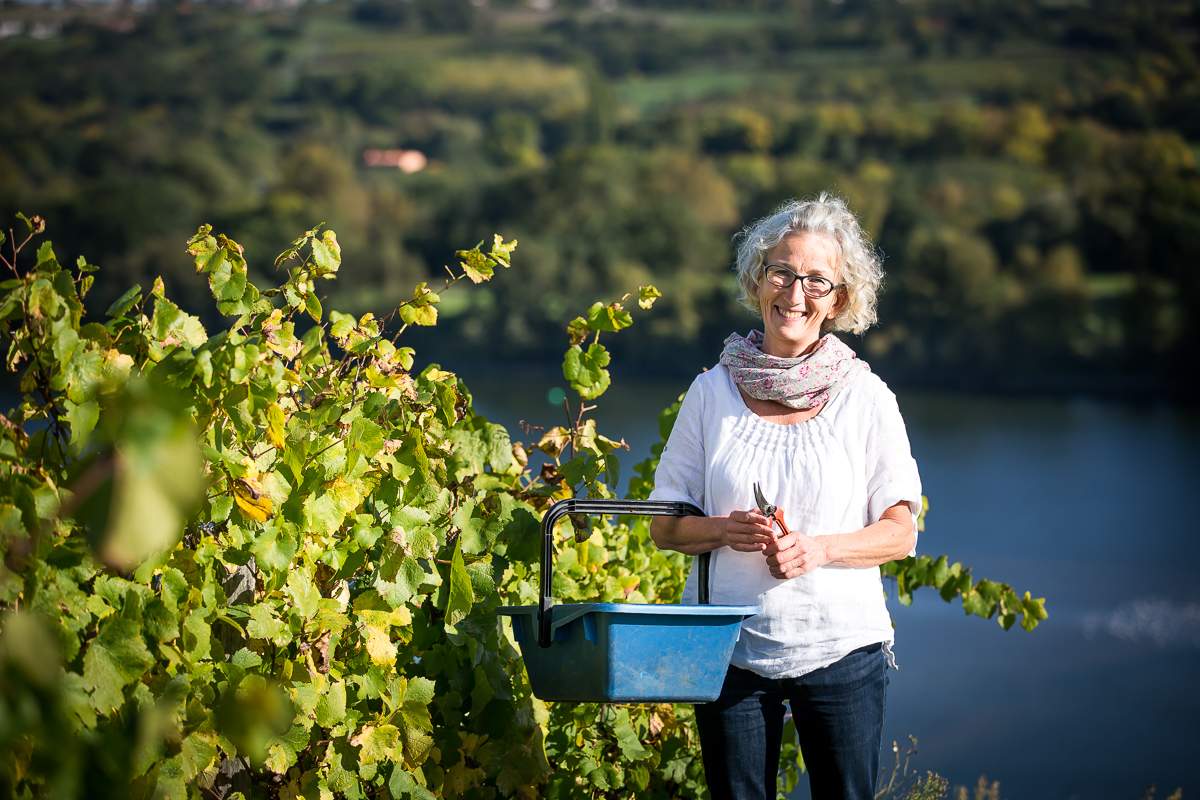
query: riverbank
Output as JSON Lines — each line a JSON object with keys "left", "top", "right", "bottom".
{"left": 421, "top": 348, "right": 1199, "bottom": 406}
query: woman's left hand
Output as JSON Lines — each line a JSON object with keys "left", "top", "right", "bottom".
{"left": 763, "top": 528, "right": 831, "bottom": 579}
{"left": 762, "top": 502, "right": 916, "bottom": 578}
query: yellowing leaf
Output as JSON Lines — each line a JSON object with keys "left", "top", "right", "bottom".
{"left": 398, "top": 282, "right": 440, "bottom": 326}
{"left": 311, "top": 230, "right": 341, "bottom": 277}
{"left": 638, "top": 285, "right": 661, "bottom": 309}
{"left": 356, "top": 607, "right": 413, "bottom": 630}
{"left": 235, "top": 476, "right": 274, "bottom": 522}
{"left": 304, "top": 292, "right": 322, "bottom": 323}
{"left": 400, "top": 725, "right": 434, "bottom": 770}
{"left": 489, "top": 234, "right": 517, "bottom": 266}
{"left": 248, "top": 603, "right": 289, "bottom": 646}
{"left": 265, "top": 742, "right": 294, "bottom": 776}
{"left": 535, "top": 426, "right": 571, "bottom": 458}
{"left": 596, "top": 433, "right": 627, "bottom": 454}
{"left": 444, "top": 759, "right": 486, "bottom": 795}
{"left": 180, "top": 731, "right": 219, "bottom": 780}
{"left": 302, "top": 478, "right": 363, "bottom": 537}
{"left": 364, "top": 626, "right": 397, "bottom": 669}
{"left": 398, "top": 303, "right": 437, "bottom": 327}
{"left": 457, "top": 246, "right": 495, "bottom": 284}
{"left": 350, "top": 724, "right": 400, "bottom": 766}
{"left": 566, "top": 317, "right": 589, "bottom": 347}
{"left": 266, "top": 404, "right": 286, "bottom": 452}
{"left": 262, "top": 310, "right": 302, "bottom": 359}
{"left": 101, "top": 348, "right": 135, "bottom": 385}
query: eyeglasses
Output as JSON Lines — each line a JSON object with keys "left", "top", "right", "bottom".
{"left": 763, "top": 265, "right": 843, "bottom": 298}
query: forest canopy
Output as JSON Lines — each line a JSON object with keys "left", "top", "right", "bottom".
{"left": 2, "top": 0, "right": 1198, "bottom": 392}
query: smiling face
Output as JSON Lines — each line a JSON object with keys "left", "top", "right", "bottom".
{"left": 754, "top": 233, "right": 847, "bottom": 358}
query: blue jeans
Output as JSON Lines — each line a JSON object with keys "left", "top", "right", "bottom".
{"left": 694, "top": 643, "right": 888, "bottom": 800}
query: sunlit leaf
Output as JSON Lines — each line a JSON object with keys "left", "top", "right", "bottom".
{"left": 566, "top": 317, "right": 589, "bottom": 346}
{"left": 82, "top": 617, "right": 155, "bottom": 713}
{"left": 248, "top": 603, "right": 289, "bottom": 646}
{"left": 63, "top": 398, "right": 99, "bottom": 450}
{"left": 399, "top": 303, "right": 437, "bottom": 326}
{"left": 351, "top": 724, "right": 400, "bottom": 766}
{"left": 445, "top": 540, "right": 474, "bottom": 627}
{"left": 234, "top": 476, "right": 274, "bottom": 522}
{"left": 106, "top": 285, "right": 142, "bottom": 319}
{"left": 265, "top": 404, "right": 286, "bottom": 452}
{"left": 457, "top": 246, "right": 495, "bottom": 284}
{"left": 535, "top": 426, "right": 571, "bottom": 459}
{"left": 250, "top": 524, "right": 298, "bottom": 573}
{"left": 638, "top": 285, "right": 661, "bottom": 309}
{"left": 584, "top": 301, "right": 633, "bottom": 332}
{"left": 364, "top": 626, "right": 398, "bottom": 670}
{"left": 315, "top": 681, "right": 347, "bottom": 728}
{"left": 304, "top": 292, "right": 322, "bottom": 323}
{"left": 311, "top": 230, "right": 341, "bottom": 277}
{"left": 489, "top": 234, "right": 517, "bottom": 267}
{"left": 563, "top": 343, "right": 611, "bottom": 399}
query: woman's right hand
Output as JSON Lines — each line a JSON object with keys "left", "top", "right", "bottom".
{"left": 650, "top": 510, "right": 777, "bottom": 555}
{"left": 720, "top": 509, "right": 779, "bottom": 552}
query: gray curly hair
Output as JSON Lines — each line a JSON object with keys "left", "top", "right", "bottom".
{"left": 733, "top": 194, "right": 883, "bottom": 334}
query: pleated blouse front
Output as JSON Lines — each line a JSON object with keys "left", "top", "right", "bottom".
{"left": 649, "top": 364, "right": 922, "bottom": 679}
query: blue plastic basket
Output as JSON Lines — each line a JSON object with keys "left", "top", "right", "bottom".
{"left": 497, "top": 499, "right": 759, "bottom": 703}
{"left": 498, "top": 602, "right": 758, "bottom": 702}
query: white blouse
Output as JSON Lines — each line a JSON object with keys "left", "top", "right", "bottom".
{"left": 649, "top": 364, "right": 922, "bottom": 679}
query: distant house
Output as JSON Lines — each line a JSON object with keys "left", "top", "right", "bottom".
{"left": 243, "top": 0, "right": 303, "bottom": 10}
{"left": 362, "top": 149, "right": 427, "bottom": 174}
{"left": 29, "top": 21, "right": 62, "bottom": 39}
{"left": 0, "top": 20, "right": 62, "bottom": 39}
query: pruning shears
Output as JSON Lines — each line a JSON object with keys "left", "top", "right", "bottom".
{"left": 753, "top": 482, "right": 792, "bottom": 539}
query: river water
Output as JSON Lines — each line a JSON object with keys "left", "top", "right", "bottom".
{"left": 463, "top": 369, "right": 1200, "bottom": 800}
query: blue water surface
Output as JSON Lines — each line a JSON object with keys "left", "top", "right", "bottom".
{"left": 877, "top": 394, "right": 1200, "bottom": 800}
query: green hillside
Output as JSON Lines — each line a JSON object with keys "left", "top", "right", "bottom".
{"left": 2, "top": 0, "right": 1198, "bottom": 391}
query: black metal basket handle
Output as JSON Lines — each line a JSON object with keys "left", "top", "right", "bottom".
{"left": 538, "top": 498, "right": 709, "bottom": 648}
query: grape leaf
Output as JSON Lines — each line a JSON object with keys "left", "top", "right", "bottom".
{"left": 562, "top": 343, "right": 611, "bottom": 399}
{"left": 446, "top": 540, "right": 474, "bottom": 627}
{"left": 82, "top": 618, "right": 155, "bottom": 713}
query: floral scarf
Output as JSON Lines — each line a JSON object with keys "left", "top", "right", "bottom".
{"left": 718, "top": 330, "right": 870, "bottom": 410}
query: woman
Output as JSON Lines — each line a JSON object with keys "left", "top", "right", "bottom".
{"left": 648, "top": 194, "right": 922, "bottom": 800}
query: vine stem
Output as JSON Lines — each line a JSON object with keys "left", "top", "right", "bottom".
{"left": 1, "top": 230, "right": 17, "bottom": 274}
{"left": 3, "top": 227, "right": 38, "bottom": 274}
{"left": 388, "top": 268, "right": 465, "bottom": 345}
{"left": 574, "top": 402, "right": 596, "bottom": 430}
{"left": 561, "top": 396, "right": 575, "bottom": 460}
{"left": 390, "top": 321, "right": 410, "bottom": 345}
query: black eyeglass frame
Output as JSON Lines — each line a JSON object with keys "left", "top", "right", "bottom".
{"left": 762, "top": 264, "right": 844, "bottom": 298}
